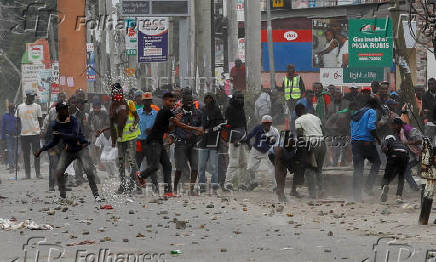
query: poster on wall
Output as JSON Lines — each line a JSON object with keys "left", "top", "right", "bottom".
{"left": 312, "top": 18, "right": 348, "bottom": 68}
{"left": 27, "top": 44, "right": 44, "bottom": 63}
{"left": 21, "top": 64, "right": 44, "bottom": 100}
{"left": 138, "top": 17, "right": 169, "bottom": 63}
{"left": 236, "top": 0, "right": 244, "bottom": 22}
{"left": 348, "top": 18, "right": 393, "bottom": 67}
{"left": 37, "top": 69, "right": 52, "bottom": 104}
{"left": 238, "top": 38, "right": 245, "bottom": 62}
{"left": 86, "top": 43, "right": 96, "bottom": 81}
{"left": 125, "top": 18, "right": 138, "bottom": 56}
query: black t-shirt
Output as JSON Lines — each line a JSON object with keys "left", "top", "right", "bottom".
{"left": 147, "top": 106, "right": 174, "bottom": 144}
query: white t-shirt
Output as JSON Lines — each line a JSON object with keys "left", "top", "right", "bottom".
{"left": 323, "top": 39, "right": 339, "bottom": 68}
{"left": 295, "top": 113, "right": 324, "bottom": 142}
{"left": 337, "top": 40, "right": 348, "bottom": 67}
{"left": 15, "top": 103, "right": 42, "bottom": 136}
{"left": 95, "top": 133, "right": 117, "bottom": 162}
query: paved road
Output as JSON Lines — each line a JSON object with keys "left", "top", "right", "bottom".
{"left": 0, "top": 166, "right": 434, "bottom": 262}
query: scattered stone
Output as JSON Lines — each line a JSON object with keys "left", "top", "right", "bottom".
{"left": 123, "top": 239, "right": 129, "bottom": 243}
{"left": 146, "top": 225, "right": 153, "bottom": 228}
{"left": 129, "top": 210, "right": 135, "bottom": 215}
{"left": 220, "top": 248, "right": 227, "bottom": 253}
{"left": 192, "top": 241, "right": 199, "bottom": 244}
{"left": 61, "top": 207, "right": 68, "bottom": 212}
{"left": 206, "top": 204, "right": 214, "bottom": 208}
{"left": 136, "top": 233, "right": 145, "bottom": 238}
{"left": 324, "top": 248, "right": 332, "bottom": 253}
{"left": 381, "top": 208, "right": 391, "bottom": 215}
{"left": 47, "top": 209, "right": 55, "bottom": 215}
{"left": 82, "top": 231, "right": 89, "bottom": 235}
{"left": 159, "top": 210, "right": 169, "bottom": 215}
{"left": 175, "top": 220, "right": 187, "bottom": 230}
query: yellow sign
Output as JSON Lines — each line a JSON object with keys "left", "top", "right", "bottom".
{"left": 272, "top": 0, "right": 284, "bottom": 8}
{"left": 124, "top": 68, "right": 136, "bottom": 77}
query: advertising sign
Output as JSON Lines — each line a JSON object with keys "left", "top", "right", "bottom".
{"left": 27, "top": 44, "right": 44, "bottom": 63}
{"left": 320, "top": 67, "right": 384, "bottom": 86}
{"left": 312, "top": 18, "right": 348, "bottom": 68}
{"left": 121, "top": 0, "right": 190, "bottom": 17}
{"left": 86, "top": 43, "right": 96, "bottom": 81}
{"left": 138, "top": 17, "right": 169, "bottom": 63}
{"left": 236, "top": 0, "right": 244, "bottom": 22}
{"left": 38, "top": 69, "right": 52, "bottom": 104}
{"left": 125, "top": 19, "right": 138, "bottom": 56}
{"left": 51, "top": 61, "right": 60, "bottom": 96}
{"left": 261, "top": 29, "right": 313, "bottom": 72}
{"left": 348, "top": 18, "right": 393, "bottom": 67}
{"left": 343, "top": 67, "right": 384, "bottom": 83}
{"left": 238, "top": 38, "right": 245, "bottom": 62}
{"left": 21, "top": 64, "right": 45, "bottom": 100}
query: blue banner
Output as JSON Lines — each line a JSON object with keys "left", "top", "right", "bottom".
{"left": 138, "top": 17, "right": 169, "bottom": 63}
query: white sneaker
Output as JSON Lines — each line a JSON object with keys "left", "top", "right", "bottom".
{"left": 95, "top": 196, "right": 103, "bottom": 202}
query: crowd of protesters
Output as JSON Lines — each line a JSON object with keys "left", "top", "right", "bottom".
{"left": 2, "top": 61, "right": 436, "bottom": 224}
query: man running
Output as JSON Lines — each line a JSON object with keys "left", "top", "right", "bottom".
{"left": 34, "top": 102, "right": 102, "bottom": 202}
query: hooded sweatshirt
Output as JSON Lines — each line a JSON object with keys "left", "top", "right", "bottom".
{"left": 199, "top": 95, "right": 224, "bottom": 149}
{"left": 225, "top": 96, "right": 247, "bottom": 143}
{"left": 350, "top": 107, "right": 377, "bottom": 142}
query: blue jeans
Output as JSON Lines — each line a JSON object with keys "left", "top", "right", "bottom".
{"left": 198, "top": 148, "right": 218, "bottom": 189}
{"left": 5, "top": 134, "right": 16, "bottom": 169}
{"left": 351, "top": 141, "right": 381, "bottom": 200}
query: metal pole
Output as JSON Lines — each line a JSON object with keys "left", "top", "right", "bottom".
{"left": 179, "top": 17, "right": 189, "bottom": 88}
{"left": 266, "top": 0, "right": 276, "bottom": 89}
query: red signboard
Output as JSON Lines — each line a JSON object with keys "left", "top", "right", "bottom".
{"left": 261, "top": 29, "right": 312, "bottom": 43}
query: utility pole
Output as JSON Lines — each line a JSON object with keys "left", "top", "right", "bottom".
{"left": 226, "top": 0, "right": 238, "bottom": 70}
{"left": 195, "top": 0, "right": 212, "bottom": 95}
{"left": 266, "top": 0, "right": 276, "bottom": 89}
{"left": 244, "top": 0, "right": 261, "bottom": 92}
{"left": 390, "top": 0, "right": 422, "bottom": 128}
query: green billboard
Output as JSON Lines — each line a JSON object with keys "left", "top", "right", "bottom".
{"left": 343, "top": 67, "right": 384, "bottom": 83}
{"left": 348, "top": 18, "right": 393, "bottom": 67}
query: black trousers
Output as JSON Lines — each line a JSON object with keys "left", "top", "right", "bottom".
{"left": 135, "top": 140, "right": 158, "bottom": 188}
{"left": 55, "top": 149, "right": 99, "bottom": 198}
{"left": 21, "top": 135, "right": 40, "bottom": 178}
{"left": 382, "top": 152, "right": 409, "bottom": 196}
{"left": 141, "top": 141, "right": 172, "bottom": 193}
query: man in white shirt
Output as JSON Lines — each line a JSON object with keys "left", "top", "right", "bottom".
{"left": 16, "top": 89, "right": 43, "bottom": 179}
{"left": 295, "top": 103, "right": 327, "bottom": 198}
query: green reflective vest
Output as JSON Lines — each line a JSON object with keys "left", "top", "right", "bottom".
{"left": 119, "top": 114, "right": 140, "bottom": 142}
{"left": 283, "top": 75, "right": 301, "bottom": 100}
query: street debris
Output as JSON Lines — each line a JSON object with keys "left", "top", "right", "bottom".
{"left": 0, "top": 218, "right": 53, "bottom": 230}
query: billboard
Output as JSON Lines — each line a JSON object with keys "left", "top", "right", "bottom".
{"left": 261, "top": 29, "right": 314, "bottom": 72}
{"left": 125, "top": 18, "right": 138, "bottom": 56}
{"left": 348, "top": 18, "right": 393, "bottom": 67}
{"left": 320, "top": 67, "right": 384, "bottom": 86}
{"left": 138, "top": 17, "right": 169, "bottom": 63}
{"left": 312, "top": 18, "right": 348, "bottom": 68}
{"left": 121, "top": 0, "right": 190, "bottom": 17}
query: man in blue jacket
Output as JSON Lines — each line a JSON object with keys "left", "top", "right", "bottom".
{"left": 1, "top": 104, "right": 18, "bottom": 173}
{"left": 244, "top": 115, "right": 279, "bottom": 191}
{"left": 34, "top": 102, "right": 101, "bottom": 202}
{"left": 350, "top": 98, "right": 381, "bottom": 201}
